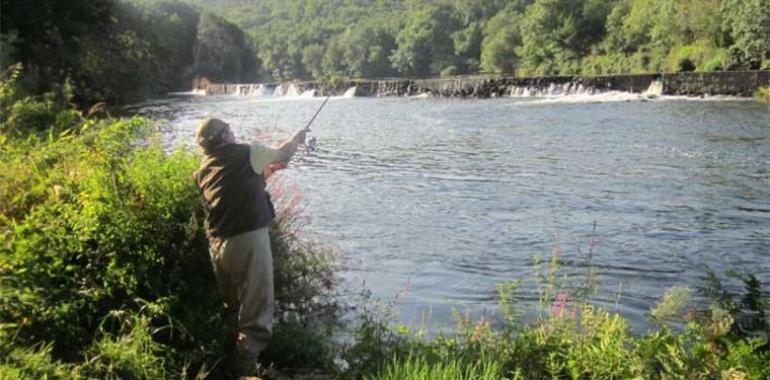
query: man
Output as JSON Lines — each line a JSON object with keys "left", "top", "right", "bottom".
{"left": 193, "top": 117, "right": 306, "bottom": 377}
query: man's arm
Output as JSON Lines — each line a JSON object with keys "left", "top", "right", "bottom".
{"left": 250, "top": 129, "right": 307, "bottom": 176}
{"left": 272, "top": 129, "right": 306, "bottom": 163}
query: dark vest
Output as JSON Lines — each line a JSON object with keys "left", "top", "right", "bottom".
{"left": 194, "top": 143, "right": 275, "bottom": 240}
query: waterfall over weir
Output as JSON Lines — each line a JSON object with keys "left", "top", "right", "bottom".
{"left": 342, "top": 86, "right": 357, "bottom": 98}
{"left": 235, "top": 84, "right": 272, "bottom": 96}
{"left": 273, "top": 83, "right": 301, "bottom": 97}
{"left": 508, "top": 82, "right": 596, "bottom": 97}
{"left": 643, "top": 79, "right": 663, "bottom": 97}
{"left": 201, "top": 71, "right": 768, "bottom": 98}
{"left": 229, "top": 83, "right": 358, "bottom": 99}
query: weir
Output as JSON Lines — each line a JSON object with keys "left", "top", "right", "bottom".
{"left": 201, "top": 71, "right": 770, "bottom": 98}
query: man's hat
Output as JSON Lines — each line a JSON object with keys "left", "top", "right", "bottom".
{"left": 196, "top": 117, "right": 229, "bottom": 151}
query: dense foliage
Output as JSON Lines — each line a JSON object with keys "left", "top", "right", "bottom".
{"left": 2, "top": 67, "right": 769, "bottom": 378}
{"left": 0, "top": 0, "right": 259, "bottom": 106}
{"left": 756, "top": 86, "right": 770, "bottom": 104}
{"left": 3, "top": 0, "right": 767, "bottom": 107}
{"left": 0, "top": 68, "right": 341, "bottom": 378}
{"left": 348, "top": 254, "right": 769, "bottom": 380}
{"left": 2, "top": 2, "right": 769, "bottom": 378}
{"left": 185, "top": 0, "right": 770, "bottom": 80}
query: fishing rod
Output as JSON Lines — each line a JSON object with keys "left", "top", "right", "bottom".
{"left": 304, "top": 94, "right": 332, "bottom": 132}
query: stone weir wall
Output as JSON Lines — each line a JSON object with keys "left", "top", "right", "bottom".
{"left": 205, "top": 71, "right": 769, "bottom": 98}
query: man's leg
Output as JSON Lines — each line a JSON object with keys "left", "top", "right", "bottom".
{"left": 209, "top": 239, "right": 241, "bottom": 371}
{"left": 220, "top": 228, "right": 274, "bottom": 375}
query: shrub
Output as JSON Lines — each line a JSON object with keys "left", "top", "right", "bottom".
{"left": 1, "top": 70, "right": 343, "bottom": 377}
{"left": 0, "top": 341, "right": 79, "bottom": 380}
{"left": 0, "top": 64, "right": 80, "bottom": 137}
{"left": 666, "top": 43, "right": 729, "bottom": 73}
{"left": 754, "top": 87, "right": 770, "bottom": 105}
{"left": 440, "top": 65, "right": 461, "bottom": 77}
{"left": 338, "top": 235, "right": 770, "bottom": 379}
{"left": 367, "top": 353, "right": 504, "bottom": 380}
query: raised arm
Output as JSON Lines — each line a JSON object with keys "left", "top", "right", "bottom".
{"left": 272, "top": 129, "right": 307, "bottom": 164}
{"left": 250, "top": 129, "right": 307, "bottom": 179}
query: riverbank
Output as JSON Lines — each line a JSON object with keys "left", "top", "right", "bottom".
{"left": 3, "top": 73, "right": 769, "bottom": 379}
{"left": 202, "top": 71, "right": 770, "bottom": 98}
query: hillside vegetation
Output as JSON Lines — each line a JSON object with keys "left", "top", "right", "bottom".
{"left": 1, "top": 0, "right": 258, "bottom": 105}
{"left": 2, "top": 0, "right": 767, "bottom": 109}
{"left": 184, "top": 0, "right": 770, "bottom": 80}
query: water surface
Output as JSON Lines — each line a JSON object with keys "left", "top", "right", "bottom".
{"left": 140, "top": 93, "right": 770, "bottom": 331}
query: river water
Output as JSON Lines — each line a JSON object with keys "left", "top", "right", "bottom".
{"left": 139, "top": 92, "right": 770, "bottom": 332}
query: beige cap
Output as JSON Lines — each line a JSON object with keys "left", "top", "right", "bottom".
{"left": 196, "top": 117, "right": 229, "bottom": 151}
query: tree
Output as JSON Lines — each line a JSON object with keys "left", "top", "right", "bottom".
{"left": 391, "top": 5, "right": 462, "bottom": 76}
{"left": 322, "top": 35, "right": 348, "bottom": 77}
{"left": 341, "top": 23, "right": 398, "bottom": 78}
{"left": 517, "top": 0, "right": 585, "bottom": 75}
{"left": 452, "top": 22, "right": 483, "bottom": 72}
{"left": 721, "top": 0, "right": 770, "bottom": 69}
{"left": 135, "top": 1, "right": 201, "bottom": 90}
{"left": 480, "top": 11, "right": 524, "bottom": 74}
{"left": 193, "top": 12, "right": 259, "bottom": 82}
{"left": 0, "top": 0, "right": 114, "bottom": 101}
{"left": 302, "top": 44, "right": 325, "bottom": 79}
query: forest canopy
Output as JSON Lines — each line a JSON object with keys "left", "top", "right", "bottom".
{"left": 0, "top": 0, "right": 259, "bottom": 105}
{"left": 1, "top": 0, "right": 768, "bottom": 105}
{"left": 185, "top": 0, "right": 770, "bottom": 81}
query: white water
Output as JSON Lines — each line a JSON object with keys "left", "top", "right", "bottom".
{"left": 167, "top": 89, "right": 207, "bottom": 96}
{"left": 509, "top": 82, "right": 595, "bottom": 97}
{"left": 342, "top": 86, "right": 357, "bottom": 98}
{"left": 272, "top": 83, "right": 301, "bottom": 97}
{"left": 643, "top": 79, "right": 664, "bottom": 97}
{"left": 233, "top": 84, "right": 273, "bottom": 96}
{"left": 210, "top": 78, "right": 747, "bottom": 104}
{"left": 411, "top": 92, "right": 432, "bottom": 99}
{"left": 508, "top": 79, "right": 747, "bottom": 105}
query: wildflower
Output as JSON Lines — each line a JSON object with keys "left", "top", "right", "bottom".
{"left": 550, "top": 291, "right": 568, "bottom": 318}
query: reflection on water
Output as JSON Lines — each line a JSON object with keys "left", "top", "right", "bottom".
{"left": 139, "top": 94, "right": 770, "bottom": 332}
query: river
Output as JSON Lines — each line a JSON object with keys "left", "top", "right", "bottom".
{"left": 138, "top": 91, "right": 770, "bottom": 332}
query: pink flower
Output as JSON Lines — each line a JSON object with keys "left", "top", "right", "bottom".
{"left": 550, "top": 291, "right": 568, "bottom": 317}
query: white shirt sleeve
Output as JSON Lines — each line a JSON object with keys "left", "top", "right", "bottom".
{"left": 249, "top": 140, "right": 280, "bottom": 174}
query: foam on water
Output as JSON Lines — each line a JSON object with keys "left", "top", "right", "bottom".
{"left": 342, "top": 86, "right": 357, "bottom": 98}
{"left": 299, "top": 89, "right": 316, "bottom": 98}
{"left": 508, "top": 79, "right": 749, "bottom": 105}
{"left": 411, "top": 92, "right": 432, "bottom": 99}
{"left": 274, "top": 83, "right": 302, "bottom": 97}
{"left": 167, "top": 89, "right": 207, "bottom": 96}
{"left": 512, "top": 92, "right": 751, "bottom": 106}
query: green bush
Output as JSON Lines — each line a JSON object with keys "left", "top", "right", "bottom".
{"left": 0, "top": 65, "right": 80, "bottom": 137}
{"left": 0, "top": 341, "right": 79, "bottom": 380}
{"left": 367, "top": 353, "right": 503, "bottom": 380}
{"left": 440, "top": 65, "right": 461, "bottom": 77}
{"left": 754, "top": 87, "right": 770, "bottom": 105}
{"left": 1, "top": 69, "right": 342, "bottom": 377}
{"left": 666, "top": 43, "right": 730, "bottom": 73}
{"left": 339, "top": 240, "right": 770, "bottom": 380}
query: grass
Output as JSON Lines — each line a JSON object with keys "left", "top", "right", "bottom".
{"left": 367, "top": 354, "right": 504, "bottom": 380}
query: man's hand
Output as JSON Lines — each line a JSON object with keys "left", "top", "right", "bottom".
{"left": 263, "top": 161, "right": 288, "bottom": 179}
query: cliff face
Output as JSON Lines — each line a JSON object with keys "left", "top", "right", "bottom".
{"left": 204, "top": 71, "right": 770, "bottom": 98}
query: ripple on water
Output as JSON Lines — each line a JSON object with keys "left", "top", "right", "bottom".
{"left": 142, "top": 96, "right": 770, "bottom": 331}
